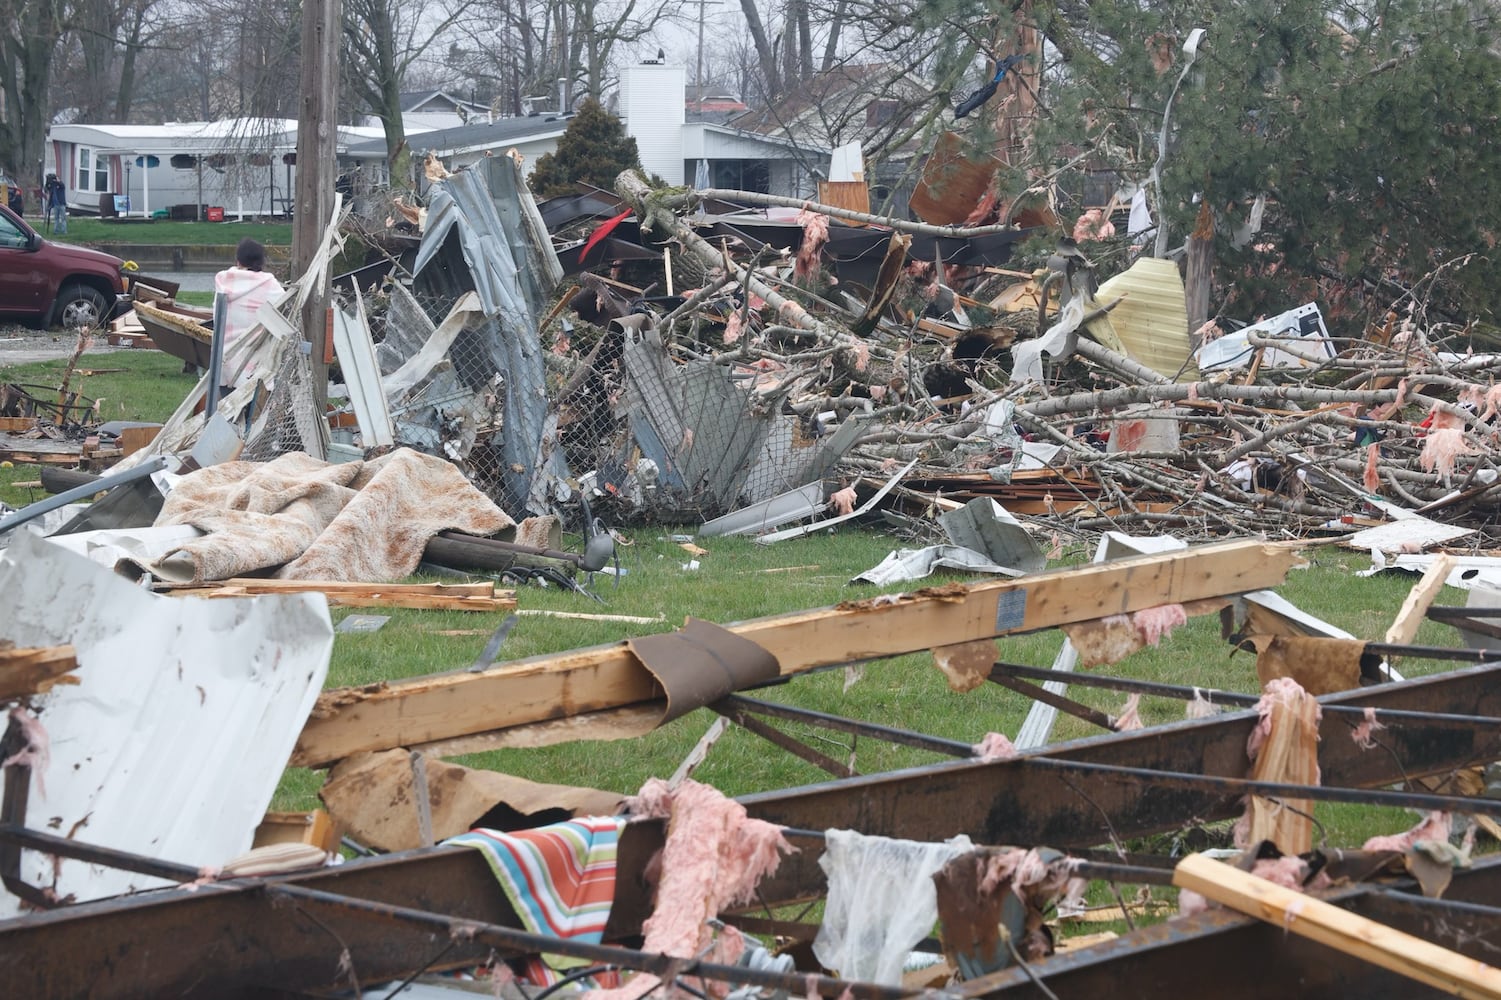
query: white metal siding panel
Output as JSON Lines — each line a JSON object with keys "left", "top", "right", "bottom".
{"left": 622, "top": 64, "right": 685, "bottom": 185}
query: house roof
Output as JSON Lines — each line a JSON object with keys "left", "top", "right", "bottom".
{"left": 344, "top": 115, "right": 573, "bottom": 159}
{"left": 727, "top": 63, "right": 933, "bottom": 155}
{"left": 400, "top": 90, "right": 491, "bottom": 114}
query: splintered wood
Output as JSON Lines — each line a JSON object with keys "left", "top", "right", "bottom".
{"left": 167, "top": 579, "right": 516, "bottom": 612}
{"left": 1244, "top": 678, "right": 1321, "bottom": 855}
{"left": 0, "top": 645, "right": 80, "bottom": 701}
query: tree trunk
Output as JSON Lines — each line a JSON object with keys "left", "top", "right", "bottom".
{"left": 736, "top": 0, "right": 779, "bottom": 101}
{"left": 0, "top": 0, "right": 67, "bottom": 185}
{"left": 819, "top": 0, "right": 844, "bottom": 72}
{"left": 1185, "top": 200, "right": 1215, "bottom": 341}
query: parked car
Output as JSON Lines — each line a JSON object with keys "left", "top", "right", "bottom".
{"left": 0, "top": 203, "right": 130, "bottom": 329}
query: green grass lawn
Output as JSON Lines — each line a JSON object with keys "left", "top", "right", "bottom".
{"left": 46, "top": 217, "right": 292, "bottom": 247}
{"left": 0, "top": 351, "right": 194, "bottom": 506}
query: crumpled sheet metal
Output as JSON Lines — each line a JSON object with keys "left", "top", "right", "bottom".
{"left": 0, "top": 531, "right": 332, "bottom": 917}
{"left": 414, "top": 157, "right": 569, "bottom": 514}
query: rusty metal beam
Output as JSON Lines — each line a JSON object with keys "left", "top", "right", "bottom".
{"left": 4, "top": 662, "right": 1500, "bottom": 998}
{"left": 713, "top": 702, "right": 859, "bottom": 778}
{"left": 739, "top": 661, "right": 1501, "bottom": 904}
{"left": 954, "top": 855, "right": 1501, "bottom": 998}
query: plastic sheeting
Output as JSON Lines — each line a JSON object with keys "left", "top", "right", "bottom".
{"left": 813, "top": 829, "right": 973, "bottom": 984}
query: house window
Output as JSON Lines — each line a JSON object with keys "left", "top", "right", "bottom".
{"left": 77, "top": 147, "right": 91, "bottom": 191}
{"left": 170, "top": 154, "right": 198, "bottom": 169}
{"left": 94, "top": 153, "right": 107, "bottom": 192}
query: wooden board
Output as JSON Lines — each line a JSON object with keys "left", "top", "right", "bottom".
{"left": 0, "top": 644, "right": 80, "bottom": 701}
{"left": 1174, "top": 853, "right": 1501, "bottom": 999}
{"left": 1386, "top": 554, "right": 1456, "bottom": 662}
{"left": 173, "top": 582, "right": 515, "bottom": 613}
{"left": 252, "top": 810, "right": 339, "bottom": 853}
{"left": 291, "top": 538, "right": 1305, "bottom": 768}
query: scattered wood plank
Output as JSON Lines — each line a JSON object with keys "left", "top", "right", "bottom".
{"left": 1173, "top": 852, "right": 1501, "bottom": 999}
{"left": 0, "top": 645, "right": 80, "bottom": 701}
{"left": 1385, "top": 555, "right": 1457, "bottom": 666}
{"left": 165, "top": 579, "right": 516, "bottom": 612}
{"left": 291, "top": 538, "right": 1304, "bottom": 767}
{"left": 0, "top": 417, "right": 38, "bottom": 432}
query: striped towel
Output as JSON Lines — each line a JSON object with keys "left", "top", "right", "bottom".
{"left": 447, "top": 816, "right": 626, "bottom": 985}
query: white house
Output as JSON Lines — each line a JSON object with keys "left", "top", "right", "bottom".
{"left": 620, "top": 62, "right": 826, "bottom": 198}
{"left": 44, "top": 118, "right": 419, "bottom": 218}
{"left": 389, "top": 64, "right": 827, "bottom": 200}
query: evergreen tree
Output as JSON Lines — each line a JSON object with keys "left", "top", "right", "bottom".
{"left": 1033, "top": 0, "right": 1501, "bottom": 326}
{"left": 528, "top": 100, "right": 644, "bottom": 200}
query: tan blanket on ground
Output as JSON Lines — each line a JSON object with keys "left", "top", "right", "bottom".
{"left": 148, "top": 448, "right": 514, "bottom": 584}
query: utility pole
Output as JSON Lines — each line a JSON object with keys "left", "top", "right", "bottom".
{"left": 694, "top": 0, "right": 724, "bottom": 96}
{"left": 292, "top": 0, "right": 341, "bottom": 412}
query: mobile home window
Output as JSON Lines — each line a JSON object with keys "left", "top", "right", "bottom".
{"left": 77, "top": 148, "right": 91, "bottom": 191}
{"left": 95, "top": 154, "right": 107, "bottom": 192}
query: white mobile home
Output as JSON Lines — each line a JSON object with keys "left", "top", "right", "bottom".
{"left": 45, "top": 119, "right": 406, "bottom": 219}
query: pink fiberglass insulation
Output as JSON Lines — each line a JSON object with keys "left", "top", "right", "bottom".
{"left": 973, "top": 732, "right": 1018, "bottom": 761}
{"left": 634, "top": 779, "right": 791, "bottom": 956}
{"left": 1420, "top": 427, "right": 1473, "bottom": 479}
{"left": 587, "top": 779, "right": 793, "bottom": 1000}
{"left": 1132, "top": 603, "right": 1187, "bottom": 646}
{"left": 1246, "top": 676, "right": 1321, "bottom": 761}
{"left": 1362, "top": 810, "right": 1451, "bottom": 853}
{"left": 794, "top": 210, "right": 830, "bottom": 279}
{"left": 1363, "top": 443, "right": 1381, "bottom": 493}
{"left": 1350, "top": 706, "right": 1387, "bottom": 749}
{"left": 2, "top": 707, "right": 50, "bottom": 798}
{"left": 1114, "top": 693, "right": 1144, "bottom": 731}
{"left": 1249, "top": 855, "right": 1311, "bottom": 891}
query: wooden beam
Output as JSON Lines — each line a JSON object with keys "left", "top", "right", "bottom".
{"left": 290, "top": 538, "right": 1304, "bottom": 767}
{"left": 174, "top": 584, "right": 515, "bottom": 613}
{"left": 166, "top": 579, "right": 497, "bottom": 597}
{"left": 0, "top": 645, "right": 79, "bottom": 701}
{"left": 1173, "top": 853, "right": 1501, "bottom": 999}
{"left": 1386, "top": 554, "right": 1456, "bottom": 651}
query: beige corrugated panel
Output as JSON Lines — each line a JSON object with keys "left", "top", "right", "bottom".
{"left": 1086, "top": 257, "right": 1199, "bottom": 381}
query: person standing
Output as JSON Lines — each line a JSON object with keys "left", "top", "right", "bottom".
{"left": 43, "top": 173, "right": 66, "bottom": 234}
{"left": 6, "top": 183, "right": 20, "bottom": 217}
{"left": 211, "top": 237, "right": 285, "bottom": 385}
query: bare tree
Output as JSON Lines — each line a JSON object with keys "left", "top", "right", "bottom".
{"left": 0, "top": 0, "right": 69, "bottom": 185}
{"left": 343, "top": 0, "right": 472, "bottom": 185}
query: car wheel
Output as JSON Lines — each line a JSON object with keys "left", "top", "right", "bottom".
{"left": 53, "top": 284, "right": 109, "bottom": 330}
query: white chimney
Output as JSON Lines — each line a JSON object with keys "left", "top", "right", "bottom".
{"left": 621, "top": 63, "right": 685, "bottom": 185}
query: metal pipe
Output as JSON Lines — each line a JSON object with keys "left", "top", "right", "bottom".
{"left": 266, "top": 883, "right": 916, "bottom": 1000}
{"left": 989, "top": 661, "right": 1501, "bottom": 731}
{"left": 0, "top": 824, "right": 200, "bottom": 883}
{"left": 715, "top": 694, "right": 976, "bottom": 757}
{"left": 0, "top": 455, "right": 167, "bottom": 535}
{"left": 1022, "top": 757, "right": 1501, "bottom": 817}
{"left": 207, "top": 292, "right": 227, "bottom": 413}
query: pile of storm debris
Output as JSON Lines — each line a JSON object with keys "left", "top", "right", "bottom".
{"left": 310, "top": 153, "right": 1501, "bottom": 564}
{"left": 19, "top": 151, "right": 1491, "bottom": 571}
{"left": 543, "top": 174, "right": 1501, "bottom": 552}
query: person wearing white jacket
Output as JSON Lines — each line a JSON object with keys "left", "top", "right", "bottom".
{"left": 211, "top": 238, "right": 284, "bottom": 385}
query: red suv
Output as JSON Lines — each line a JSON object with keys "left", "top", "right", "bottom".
{"left": 0, "top": 203, "right": 129, "bottom": 329}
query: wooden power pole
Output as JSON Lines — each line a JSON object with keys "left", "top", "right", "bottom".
{"left": 292, "top": 0, "right": 341, "bottom": 410}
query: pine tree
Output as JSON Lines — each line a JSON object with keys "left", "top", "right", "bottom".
{"left": 528, "top": 100, "right": 644, "bottom": 200}
{"left": 1034, "top": 0, "right": 1501, "bottom": 326}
